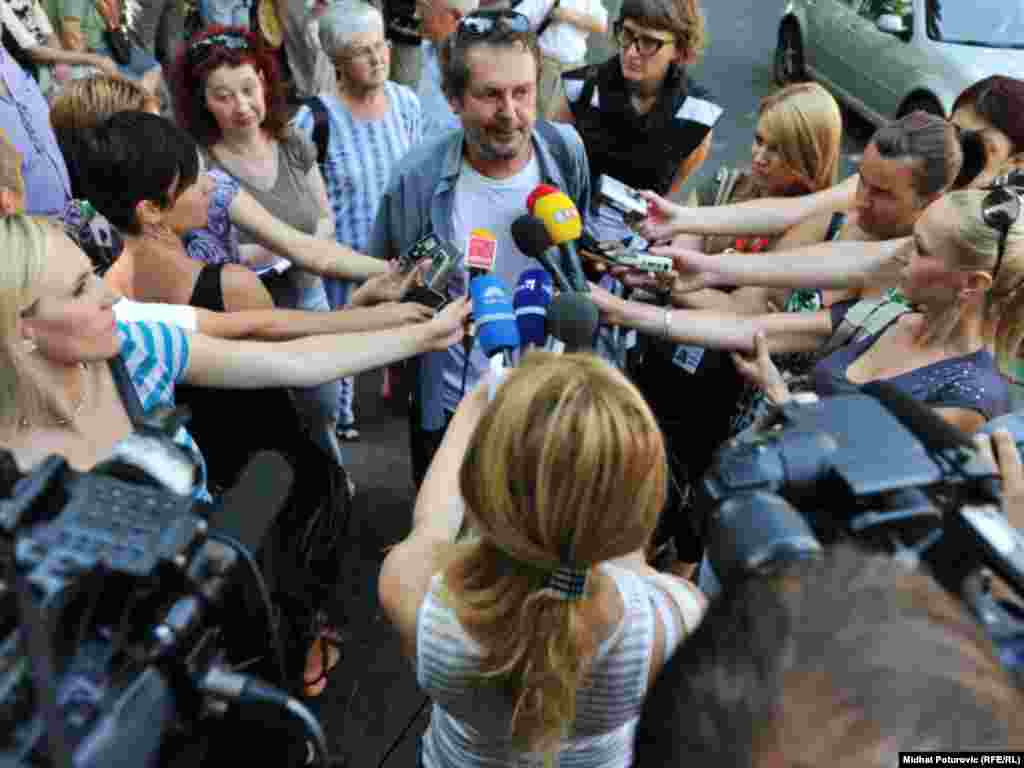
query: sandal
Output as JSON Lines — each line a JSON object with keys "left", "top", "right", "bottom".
{"left": 336, "top": 423, "right": 360, "bottom": 442}
{"left": 303, "top": 624, "right": 344, "bottom": 698}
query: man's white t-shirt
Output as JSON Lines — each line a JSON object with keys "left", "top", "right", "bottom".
{"left": 439, "top": 154, "right": 542, "bottom": 414}
{"left": 514, "top": 0, "right": 607, "bottom": 65}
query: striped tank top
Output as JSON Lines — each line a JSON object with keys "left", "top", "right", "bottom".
{"left": 416, "top": 563, "right": 704, "bottom": 768}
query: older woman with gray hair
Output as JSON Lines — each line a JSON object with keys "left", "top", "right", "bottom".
{"left": 293, "top": 0, "right": 423, "bottom": 439}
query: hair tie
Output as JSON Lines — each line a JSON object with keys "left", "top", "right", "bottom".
{"left": 540, "top": 565, "right": 589, "bottom": 602}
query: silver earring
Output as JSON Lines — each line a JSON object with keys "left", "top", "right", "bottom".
{"left": 23, "top": 338, "right": 37, "bottom": 354}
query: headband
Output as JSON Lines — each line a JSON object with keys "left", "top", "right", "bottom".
{"left": 188, "top": 32, "right": 251, "bottom": 67}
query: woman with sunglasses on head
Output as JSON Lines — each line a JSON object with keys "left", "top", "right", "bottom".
{"left": 51, "top": 74, "right": 405, "bottom": 305}
{"left": 551, "top": 0, "right": 719, "bottom": 245}
{"left": 593, "top": 187, "right": 1021, "bottom": 436}
{"left": 173, "top": 27, "right": 401, "bottom": 467}
{"left": 380, "top": 352, "right": 706, "bottom": 768}
{"left": 172, "top": 27, "right": 389, "bottom": 299}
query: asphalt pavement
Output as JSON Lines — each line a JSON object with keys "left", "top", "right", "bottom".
{"left": 308, "top": 2, "right": 872, "bottom": 765}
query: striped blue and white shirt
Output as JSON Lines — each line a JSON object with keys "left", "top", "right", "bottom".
{"left": 293, "top": 82, "right": 423, "bottom": 256}
{"left": 117, "top": 320, "right": 209, "bottom": 501}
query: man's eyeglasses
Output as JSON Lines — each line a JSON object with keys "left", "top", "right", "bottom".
{"left": 340, "top": 39, "right": 392, "bottom": 63}
{"left": 612, "top": 20, "right": 675, "bottom": 57}
{"left": 981, "top": 182, "right": 1022, "bottom": 286}
{"left": 456, "top": 9, "right": 530, "bottom": 42}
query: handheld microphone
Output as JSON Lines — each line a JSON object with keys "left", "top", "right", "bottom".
{"left": 529, "top": 186, "right": 589, "bottom": 293}
{"left": 514, "top": 268, "right": 553, "bottom": 350}
{"left": 469, "top": 274, "right": 520, "bottom": 368}
{"left": 462, "top": 228, "right": 498, "bottom": 353}
{"left": 466, "top": 227, "right": 498, "bottom": 276}
{"left": 547, "top": 292, "right": 599, "bottom": 352}
{"left": 510, "top": 214, "right": 573, "bottom": 292}
{"left": 526, "top": 183, "right": 559, "bottom": 213}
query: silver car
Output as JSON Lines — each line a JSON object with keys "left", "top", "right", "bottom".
{"left": 774, "top": 0, "right": 1024, "bottom": 124}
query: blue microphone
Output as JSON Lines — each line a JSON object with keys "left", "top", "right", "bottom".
{"left": 514, "top": 269, "right": 553, "bottom": 350}
{"left": 469, "top": 274, "right": 520, "bottom": 367}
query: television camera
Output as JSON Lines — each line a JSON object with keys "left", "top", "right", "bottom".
{"left": 0, "top": 413, "right": 331, "bottom": 767}
{"left": 696, "top": 383, "right": 1024, "bottom": 681}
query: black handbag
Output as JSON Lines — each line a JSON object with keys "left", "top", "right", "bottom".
{"left": 104, "top": 26, "right": 132, "bottom": 66}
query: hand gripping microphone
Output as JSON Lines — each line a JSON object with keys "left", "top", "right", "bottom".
{"left": 529, "top": 185, "right": 589, "bottom": 293}
{"left": 510, "top": 214, "right": 573, "bottom": 292}
{"left": 514, "top": 268, "right": 554, "bottom": 350}
{"left": 469, "top": 273, "right": 520, "bottom": 368}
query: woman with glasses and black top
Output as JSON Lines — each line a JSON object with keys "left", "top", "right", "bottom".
{"left": 551, "top": 0, "right": 719, "bottom": 244}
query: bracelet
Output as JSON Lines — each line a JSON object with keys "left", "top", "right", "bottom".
{"left": 662, "top": 309, "right": 672, "bottom": 340}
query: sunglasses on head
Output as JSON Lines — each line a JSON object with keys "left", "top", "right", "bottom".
{"left": 455, "top": 10, "right": 530, "bottom": 42}
{"left": 981, "top": 180, "right": 1023, "bottom": 288}
{"left": 187, "top": 31, "right": 251, "bottom": 69}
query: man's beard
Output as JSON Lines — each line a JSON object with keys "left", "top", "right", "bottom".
{"left": 468, "top": 122, "right": 527, "bottom": 161}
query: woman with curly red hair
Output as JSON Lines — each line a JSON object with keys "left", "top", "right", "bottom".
{"left": 174, "top": 26, "right": 377, "bottom": 696}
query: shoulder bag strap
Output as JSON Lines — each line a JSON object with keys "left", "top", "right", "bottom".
{"left": 109, "top": 354, "right": 148, "bottom": 429}
{"left": 303, "top": 96, "right": 330, "bottom": 168}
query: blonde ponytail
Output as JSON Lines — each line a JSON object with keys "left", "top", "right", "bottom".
{"left": 448, "top": 353, "right": 666, "bottom": 750}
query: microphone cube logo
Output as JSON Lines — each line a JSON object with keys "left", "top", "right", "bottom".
{"left": 467, "top": 230, "right": 498, "bottom": 272}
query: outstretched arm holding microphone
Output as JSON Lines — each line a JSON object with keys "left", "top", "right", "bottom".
{"left": 612, "top": 236, "right": 911, "bottom": 301}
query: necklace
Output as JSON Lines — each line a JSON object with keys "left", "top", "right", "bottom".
{"left": 20, "top": 362, "right": 90, "bottom": 429}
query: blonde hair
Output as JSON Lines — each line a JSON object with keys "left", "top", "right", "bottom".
{"left": 759, "top": 82, "right": 842, "bottom": 194}
{"left": 49, "top": 75, "right": 158, "bottom": 197}
{"left": 448, "top": 352, "right": 667, "bottom": 751}
{"left": 945, "top": 189, "right": 1024, "bottom": 373}
{"left": 49, "top": 75, "right": 157, "bottom": 138}
{"left": 0, "top": 216, "right": 53, "bottom": 431}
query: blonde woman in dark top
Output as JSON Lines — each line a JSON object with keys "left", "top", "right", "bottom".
{"left": 594, "top": 188, "right": 1021, "bottom": 434}
{"left": 629, "top": 82, "right": 842, "bottom": 564}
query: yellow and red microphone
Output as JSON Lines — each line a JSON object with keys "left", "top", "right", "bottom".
{"left": 526, "top": 185, "right": 587, "bottom": 292}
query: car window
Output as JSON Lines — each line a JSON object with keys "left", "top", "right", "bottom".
{"left": 857, "top": 0, "right": 909, "bottom": 21}
{"left": 925, "top": 0, "right": 1024, "bottom": 48}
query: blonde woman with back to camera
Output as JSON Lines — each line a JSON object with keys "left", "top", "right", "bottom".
{"left": 380, "top": 352, "right": 706, "bottom": 767}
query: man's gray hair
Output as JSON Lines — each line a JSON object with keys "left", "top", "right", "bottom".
{"left": 318, "top": 0, "right": 385, "bottom": 59}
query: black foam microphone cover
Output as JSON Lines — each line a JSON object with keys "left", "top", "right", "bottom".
{"left": 547, "top": 293, "right": 599, "bottom": 352}
{"left": 210, "top": 450, "right": 295, "bottom": 554}
{"left": 511, "top": 213, "right": 553, "bottom": 254}
{"left": 511, "top": 214, "right": 573, "bottom": 292}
